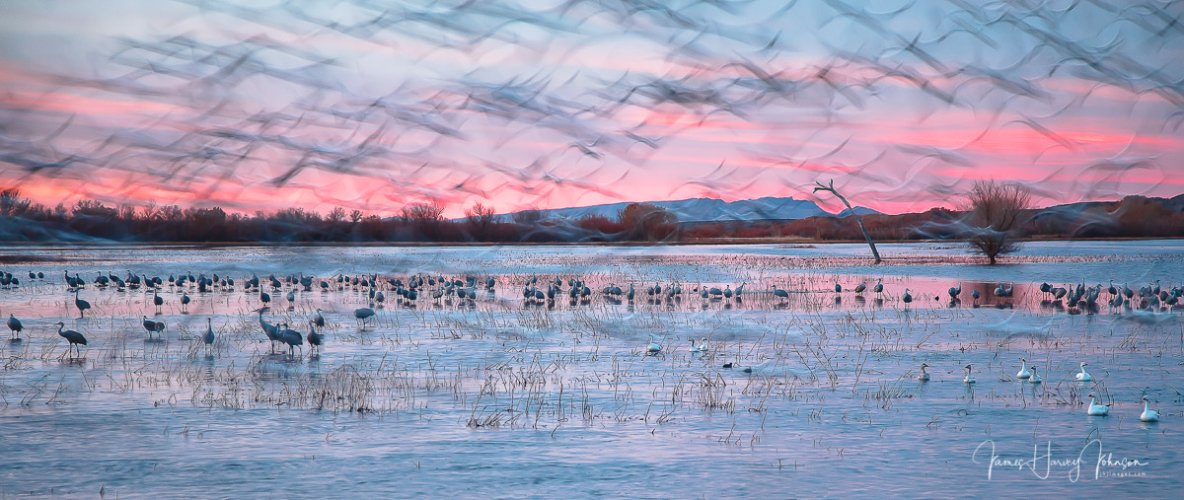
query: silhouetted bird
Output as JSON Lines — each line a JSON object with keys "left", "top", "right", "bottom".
{"left": 74, "top": 290, "right": 91, "bottom": 318}
{"left": 354, "top": 304, "right": 375, "bottom": 329}
{"left": 142, "top": 315, "right": 165, "bottom": 340}
{"left": 307, "top": 320, "right": 323, "bottom": 356}
{"left": 56, "top": 322, "right": 87, "bottom": 358}
{"left": 7, "top": 313, "right": 22, "bottom": 341}
{"left": 203, "top": 318, "right": 216, "bottom": 354}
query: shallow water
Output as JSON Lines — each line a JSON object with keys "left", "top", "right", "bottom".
{"left": 1, "top": 241, "right": 1182, "bottom": 497}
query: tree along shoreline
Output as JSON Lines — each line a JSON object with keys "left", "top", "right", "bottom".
{"left": 2, "top": 189, "right": 1182, "bottom": 245}
{"left": 2, "top": 235, "right": 1182, "bottom": 248}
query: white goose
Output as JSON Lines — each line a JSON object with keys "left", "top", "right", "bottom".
{"left": 963, "top": 364, "right": 976, "bottom": 384}
{"left": 1075, "top": 362, "right": 1092, "bottom": 382}
{"left": 918, "top": 363, "right": 930, "bottom": 382}
{"left": 1140, "top": 396, "right": 1160, "bottom": 423}
{"left": 1016, "top": 358, "right": 1031, "bottom": 380}
{"left": 1086, "top": 394, "right": 1110, "bottom": 416}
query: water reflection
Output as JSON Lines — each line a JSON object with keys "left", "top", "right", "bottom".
{"left": 0, "top": 243, "right": 1181, "bottom": 497}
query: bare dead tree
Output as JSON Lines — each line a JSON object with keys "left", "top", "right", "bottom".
{"left": 814, "top": 179, "right": 881, "bottom": 264}
{"left": 964, "top": 181, "right": 1031, "bottom": 265}
{"left": 401, "top": 200, "right": 445, "bottom": 223}
{"left": 464, "top": 202, "right": 496, "bottom": 239}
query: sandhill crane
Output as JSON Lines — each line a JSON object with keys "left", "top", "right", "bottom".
{"left": 994, "top": 283, "right": 1013, "bottom": 297}
{"left": 74, "top": 290, "right": 91, "bottom": 318}
{"left": 142, "top": 315, "right": 165, "bottom": 341}
{"left": 902, "top": 289, "right": 913, "bottom": 305}
{"left": 948, "top": 283, "right": 961, "bottom": 299}
{"left": 180, "top": 292, "right": 191, "bottom": 313}
{"left": 314, "top": 309, "right": 325, "bottom": 328}
{"left": 202, "top": 318, "right": 216, "bottom": 355}
{"left": 771, "top": 285, "right": 789, "bottom": 302}
{"left": 308, "top": 320, "right": 323, "bottom": 356}
{"left": 56, "top": 322, "right": 87, "bottom": 358}
{"left": 258, "top": 309, "right": 280, "bottom": 354}
{"left": 152, "top": 290, "right": 164, "bottom": 314}
{"left": 7, "top": 313, "right": 22, "bottom": 341}
{"left": 278, "top": 323, "right": 303, "bottom": 358}
{"left": 873, "top": 278, "right": 883, "bottom": 297}
{"left": 853, "top": 282, "right": 866, "bottom": 295}
{"left": 355, "top": 304, "right": 376, "bottom": 329}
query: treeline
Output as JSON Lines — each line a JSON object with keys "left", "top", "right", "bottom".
{"left": 1, "top": 188, "right": 1181, "bottom": 244}
{"left": 0, "top": 189, "right": 679, "bottom": 243}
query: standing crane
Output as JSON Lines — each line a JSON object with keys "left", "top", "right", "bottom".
{"left": 56, "top": 322, "right": 87, "bottom": 358}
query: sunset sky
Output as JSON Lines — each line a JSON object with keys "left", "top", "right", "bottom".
{"left": 1, "top": 0, "right": 1181, "bottom": 218}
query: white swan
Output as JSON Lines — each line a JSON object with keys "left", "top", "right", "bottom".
{"left": 1028, "top": 366, "right": 1041, "bottom": 385}
{"left": 918, "top": 363, "right": 930, "bottom": 382}
{"left": 1140, "top": 396, "right": 1160, "bottom": 422}
{"left": 1075, "top": 362, "right": 1092, "bottom": 382}
{"left": 1016, "top": 358, "right": 1031, "bottom": 380}
{"left": 690, "top": 338, "right": 708, "bottom": 354}
{"left": 963, "top": 364, "right": 976, "bottom": 384}
{"left": 647, "top": 335, "right": 662, "bottom": 355}
{"left": 1086, "top": 394, "right": 1110, "bottom": 416}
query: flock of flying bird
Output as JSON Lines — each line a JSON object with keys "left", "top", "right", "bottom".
{"left": 3, "top": 0, "right": 1181, "bottom": 217}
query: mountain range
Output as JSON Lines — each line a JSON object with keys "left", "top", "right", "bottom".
{"left": 490, "top": 197, "right": 879, "bottom": 223}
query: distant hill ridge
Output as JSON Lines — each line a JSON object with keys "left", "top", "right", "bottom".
{"left": 489, "top": 196, "right": 879, "bottom": 223}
